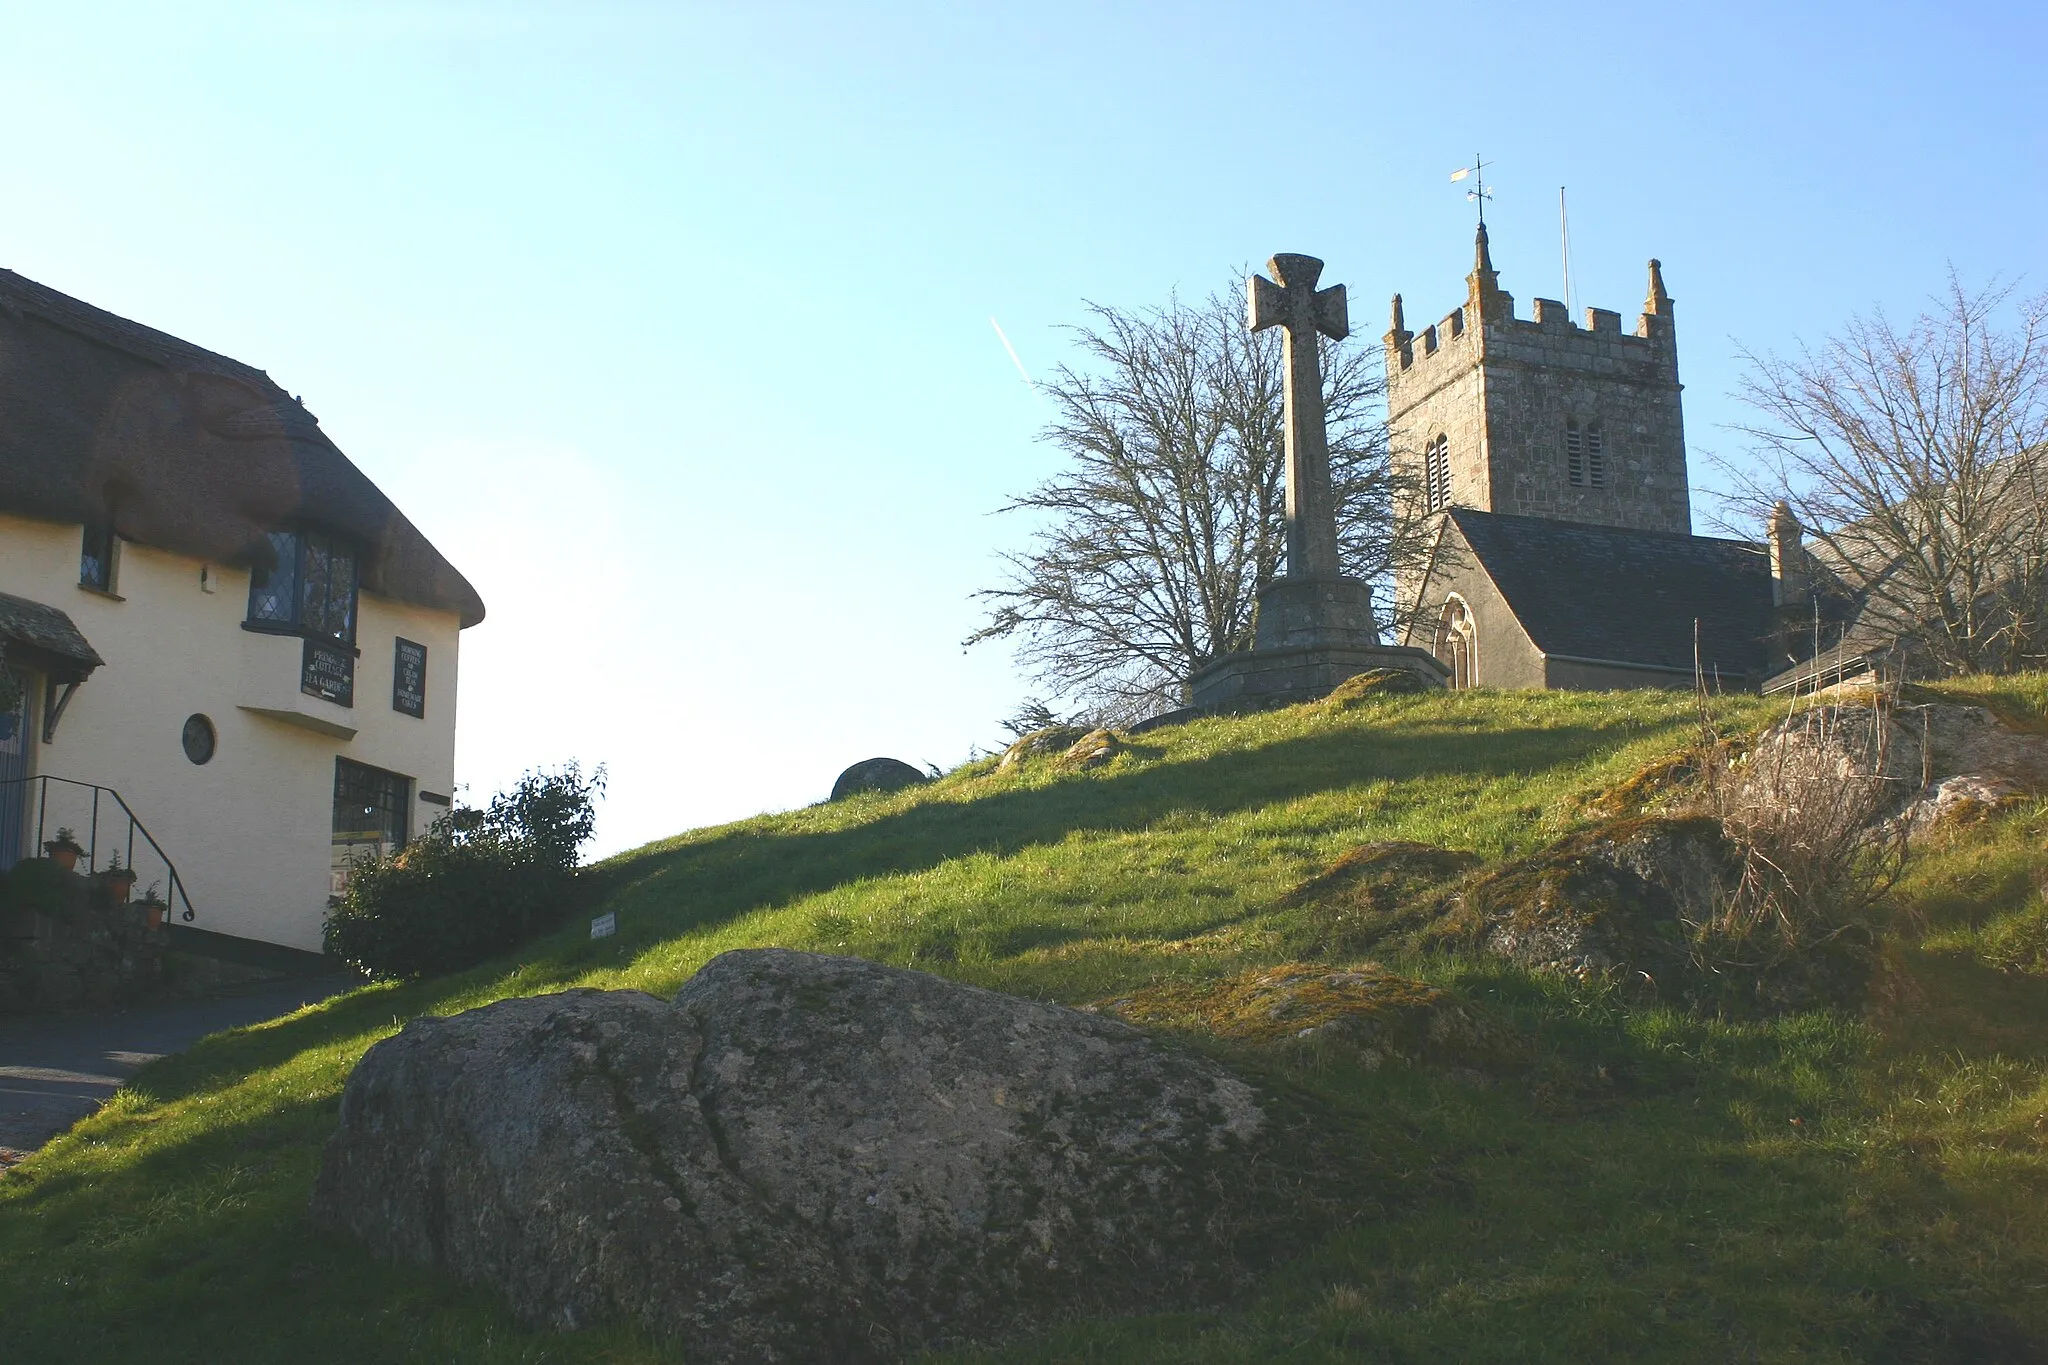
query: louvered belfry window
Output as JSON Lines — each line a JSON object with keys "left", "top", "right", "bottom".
{"left": 1424, "top": 435, "right": 1451, "bottom": 512}
{"left": 1566, "top": 421, "right": 1606, "bottom": 488}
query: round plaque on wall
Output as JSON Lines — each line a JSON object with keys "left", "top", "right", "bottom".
{"left": 181, "top": 714, "right": 216, "bottom": 765}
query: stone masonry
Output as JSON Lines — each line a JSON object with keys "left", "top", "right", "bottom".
{"left": 1385, "top": 226, "right": 1690, "bottom": 596}
{"left": 1187, "top": 254, "right": 1447, "bottom": 711}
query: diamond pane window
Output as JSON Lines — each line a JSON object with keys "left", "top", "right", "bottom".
{"left": 247, "top": 529, "right": 357, "bottom": 644}
{"left": 79, "top": 524, "right": 117, "bottom": 592}
{"left": 248, "top": 530, "right": 301, "bottom": 624}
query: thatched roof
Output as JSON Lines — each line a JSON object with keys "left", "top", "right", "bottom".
{"left": 0, "top": 269, "right": 484, "bottom": 627}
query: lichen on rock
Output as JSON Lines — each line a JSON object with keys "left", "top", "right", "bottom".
{"left": 1436, "top": 816, "right": 1736, "bottom": 984}
{"left": 995, "top": 725, "right": 1090, "bottom": 772}
{"left": 1056, "top": 727, "right": 1123, "bottom": 771}
{"left": 311, "top": 949, "right": 1307, "bottom": 1362}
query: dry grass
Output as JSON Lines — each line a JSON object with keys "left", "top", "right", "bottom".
{"left": 1687, "top": 685, "right": 1908, "bottom": 974}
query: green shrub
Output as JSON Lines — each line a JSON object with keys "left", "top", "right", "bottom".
{"left": 323, "top": 764, "right": 604, "bottom": 980}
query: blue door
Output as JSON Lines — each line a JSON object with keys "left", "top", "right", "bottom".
{"left": 0, "top": 673, "right": 30, "bottom": 869}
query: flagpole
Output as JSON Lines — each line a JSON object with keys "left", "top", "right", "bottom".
{"left": 1559, "top": 186, "right": 1573, "bottom": 314}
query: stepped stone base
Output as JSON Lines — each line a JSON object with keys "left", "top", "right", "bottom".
{"left": 1183, "top": 574, "right": 1449, "bottom": 713}
{"left": 1186, "top": 641, "right": 1449, "bottom": 713}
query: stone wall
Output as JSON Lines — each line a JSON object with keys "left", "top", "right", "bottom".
{"left": 0, "top": 859, "right": 167, "bottom": 1012}
{"left": 1397, "top": 520, "right": 1545, "bottom": 689}
{"left": 1473, "top": 301, "right": 1689, "bottom": 534}
{"left": 1543, "top": 657, "right": 1700, "bottom": 691}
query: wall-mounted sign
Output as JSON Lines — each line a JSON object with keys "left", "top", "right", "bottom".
{"left": 301, "top": 638, "right": 355, "bottom": 707}
{"left": 392, "top": 638, "right": 427, "bottom": 718}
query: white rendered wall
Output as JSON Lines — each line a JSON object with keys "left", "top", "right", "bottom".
{"left": 0, "top": 511, "right": 463, "bottom": 951}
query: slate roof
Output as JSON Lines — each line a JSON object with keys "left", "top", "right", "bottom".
{"left": 1447, "top": 509, "right": 1775, "bottom": 679}
{"left": 0, "top": 591, "right": 104, "bottom": 683}
{"left": 0, "top": 269, "right": 484, "bottom": 626}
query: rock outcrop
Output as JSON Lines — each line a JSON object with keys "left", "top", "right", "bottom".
{"left": 995, "top": 725, "right": 1088, "bottom": 771}
{"left": 311, "top": 950, "right": 1280, "bottom": 1362}
{"left": 1055, "top": 727, "right": 1123, "bottom": 771}
{"left": 1751, "top": 699, "right": 2048, "bottom": 836}
{"left": 1445, "top": 817, "right": 1739, "bottom": 983}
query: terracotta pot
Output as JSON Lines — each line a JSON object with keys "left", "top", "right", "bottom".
{"left": 46, "top": 845, "right": 79, "bottom": 872}
{"left": 141, "top": 901, "right": 166, "bottom": 931}
{"left": 104, "top": 871, "right": 137, "bottom": 904}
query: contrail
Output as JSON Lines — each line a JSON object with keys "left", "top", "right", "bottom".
{"left": 989, "top": 316, "right": 1041, "bottom": 400}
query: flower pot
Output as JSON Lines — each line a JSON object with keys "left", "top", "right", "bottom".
{"left": 140, "top": 901, "right": 166, "bottom": 931}
{"left": 103, "top": 871, "right": 137, "bottom": 905}
{"left": 45, "top": 844, "right": 80, "bottom": 872}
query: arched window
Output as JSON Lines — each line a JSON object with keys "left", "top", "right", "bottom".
{"left": 1424, "top": 435, "right": 1451, "bottom": 512}
{"left": 1566, "top": 420, "right": 1607, "bottom": 488}
{"left": 1434, "top": 596, "right": 1477, "bottom": 688}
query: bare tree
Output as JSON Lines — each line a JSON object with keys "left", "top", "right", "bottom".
{"left": 1725, "top": 275, "right": 2048, "bottom": 675}
{"left": 968, "top": 278, "right": 1421, "bottom": 721}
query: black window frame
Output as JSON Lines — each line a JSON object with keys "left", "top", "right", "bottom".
{"left": 333, "top": 757, "right": 411, "bottom": 854}
{"left": 79, "top": 524, "right": 118, "bottom": 593}
{"left": 245, "top": 527, "right": 360, "bottom": 645}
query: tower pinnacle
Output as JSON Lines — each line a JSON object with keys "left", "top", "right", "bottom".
{"left": 1465, "top": 222, "right": 1507, "bottom": 320}
{"left": 1645, "top": 258, "right": 1672, "bottom": 315}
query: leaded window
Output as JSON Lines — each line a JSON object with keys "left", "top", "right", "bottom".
{"left": 247, "top": 529, "right": 358, "bottom": 643}
{"left": 80, "top": 524, "right": 117, "bottom": 592}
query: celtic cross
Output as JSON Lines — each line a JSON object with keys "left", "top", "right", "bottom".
{"left": 1248, "top": 253, "right": 1349, "bottom": 580}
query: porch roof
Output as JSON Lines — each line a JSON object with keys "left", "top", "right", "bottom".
{"left": 0, "top": 592, "right": 105, "bottom": 684}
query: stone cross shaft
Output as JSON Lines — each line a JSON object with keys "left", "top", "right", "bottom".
{"left": 1249, "top": 253, "right": 1350, "bottom": 581}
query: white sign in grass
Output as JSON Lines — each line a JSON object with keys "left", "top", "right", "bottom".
{"left": 590, "top": 912, "right": 616, "bottom": 940}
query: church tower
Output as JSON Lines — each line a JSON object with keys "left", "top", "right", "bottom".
{"left": 1379, "top": 232, "right": 1776, "bottom": 694}
{"left": 1385, "top": 226, "right": 1690, "bottom": 557}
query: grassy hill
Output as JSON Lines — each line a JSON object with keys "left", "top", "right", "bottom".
{"left": 7, "top": 681, "right": 2048, "bottom": 1362}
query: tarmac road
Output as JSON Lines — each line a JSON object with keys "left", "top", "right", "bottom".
{"left": 0, "top": 976, "right": 352, "bottom": 1163}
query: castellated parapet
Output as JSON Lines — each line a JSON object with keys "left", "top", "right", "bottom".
{"left": 1386, "top": 225, "right": 1690, "bottom": 542}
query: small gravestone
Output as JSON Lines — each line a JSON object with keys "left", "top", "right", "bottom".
{"left": 830, "top": 757, "right": 929, "bottom": 801}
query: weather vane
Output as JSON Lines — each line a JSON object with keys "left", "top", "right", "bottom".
{"left": 1450, "top": 154, "right": 1494, "bottom": 225}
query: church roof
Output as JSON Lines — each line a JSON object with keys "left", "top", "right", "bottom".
{"left": 1447, "top": 509, "right": 1774, "bottom": 679}
{"left": 0, "top": 269, "right": 485, "bottom": 627}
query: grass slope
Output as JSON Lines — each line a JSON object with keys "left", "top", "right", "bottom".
{"left": 8, "top": 684, "right": 2048, "bottom": 1361}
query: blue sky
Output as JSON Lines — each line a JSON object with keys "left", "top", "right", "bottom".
{"left": 2, "top": 1, "right": 2040, "bottom": 855}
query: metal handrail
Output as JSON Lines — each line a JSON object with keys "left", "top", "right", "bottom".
{"left": 0, "top": 774, "right": 197, "bottom": 923}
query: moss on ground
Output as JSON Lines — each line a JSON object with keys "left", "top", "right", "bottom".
{"left": 1276, "top": 840, "right": 1480, "bottom": 959}
{"left": 1096, "top": 961, "right": 1520, "bottom": 1077}
{"left": 1318, "top": 667, "right": 1434, "bottom": 709}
